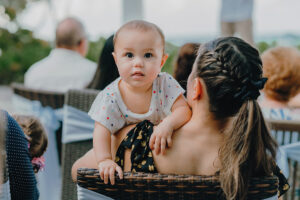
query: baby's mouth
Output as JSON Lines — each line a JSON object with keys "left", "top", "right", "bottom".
{"left": 132, "top": 72, "right": 144, "bottom": 77}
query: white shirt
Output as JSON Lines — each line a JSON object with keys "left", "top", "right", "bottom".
{"left": 24, "top": 48, "right": 96, "bottom": 92}
{"left": 88, "top": 72, "right": 185, "bottom": 134}
{"left": 220, "top": 0, "right": 253, "bottom": 22}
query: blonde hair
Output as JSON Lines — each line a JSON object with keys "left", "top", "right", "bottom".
{"left": 262, "top": 46, "right": 300, "bottom": 102}
{"left": 13, "top": 115, "right": 48, "bottom": 158}
{"left": 113, "top": 20, "right": 165, "bottom": 51}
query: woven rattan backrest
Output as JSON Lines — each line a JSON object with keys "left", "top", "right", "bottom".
{"left": 0, "top": 111, "right": 8, "bottom": 184}
{"left": 11, "top": 83, "right": 65, "bottom": 109}
{"left": 61, "top": 89, "right": 99, "bottom": 200}
{"left": 64, "top": 89, "right": 99, "bottom": 112}
{"left": 77, "top": 168, "right": 279, "bottom": 200}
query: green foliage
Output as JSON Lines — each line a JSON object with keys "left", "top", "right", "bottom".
{"left": 86, "top": 37, "right": 106, "bottom": 62}
{"left": 256, "top": 41, "right": 277, "bottom": 54}
{"left": 162, "top": 42, "right": 179, "bottom": 75}
{"left": 0, "top": 28, "right": 51, "bottom": 84}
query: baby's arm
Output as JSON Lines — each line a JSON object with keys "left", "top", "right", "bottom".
{"left": 93, "top": 122, "right": 123, "bottom": 185}
{"left": 149, "top": 95, "right": 191, "bottom": 154}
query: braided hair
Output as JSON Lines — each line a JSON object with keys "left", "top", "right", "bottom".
{"left": 195, "top": 37, "right": 277, "bottom": 200}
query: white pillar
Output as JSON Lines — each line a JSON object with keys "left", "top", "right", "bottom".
{"left": 122, "top": 0, "right": 143, "bottom": 24}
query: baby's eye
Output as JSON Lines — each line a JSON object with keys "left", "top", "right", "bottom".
{"left": 125, "top": 52, "right": 133, "bottom": 58}
{"left": 144, "top": 53, "right": 153, "bottom": 58}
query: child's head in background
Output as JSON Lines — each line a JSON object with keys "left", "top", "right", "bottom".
{"left": 13, "top": 115, "right": 48, "bottom": 173}
{"left": 112, "top": 20, "right": 168, "bottom": 89}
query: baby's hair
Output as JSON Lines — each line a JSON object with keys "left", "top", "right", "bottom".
{"left": 113, "top": 20, "right": 165, "bottom": 51}
{"left": 12, "top": 115, "right": 48, "bottom": 158}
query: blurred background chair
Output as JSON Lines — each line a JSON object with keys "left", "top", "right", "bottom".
{"left": 10, "top": 82, "right": 64, "bottom": 200}
{"left": 11, "top": 83, "right": 64, "bottom": 109}
{"left": 77, "top": 169, "right": 279, "bottom": 200}
{"left": 267, "top": 119, "right": 300, "bottom": 200}
{"left": 0, "top": 112, "right": 10, "bottom": 199}
{"left": 61, "top": 88, "right": 99, "bottom": 200}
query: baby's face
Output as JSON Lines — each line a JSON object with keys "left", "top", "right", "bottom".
{"left": 113, "top": 28, "right": 167, "bottom": 89}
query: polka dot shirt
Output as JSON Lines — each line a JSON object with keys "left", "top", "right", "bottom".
{"left": 88, "top": 72, "right": 185, "bottom": 134}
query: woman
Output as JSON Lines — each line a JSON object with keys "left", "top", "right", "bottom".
{"left": 72, "top": 37, "right": 288, "bottom": 199}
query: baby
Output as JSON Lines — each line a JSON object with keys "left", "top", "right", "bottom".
{"left": 88, "top": 20, "right": 191, "bottom": 184}
{"left": 13, "top": 115, "right": 48, "bottom": 173}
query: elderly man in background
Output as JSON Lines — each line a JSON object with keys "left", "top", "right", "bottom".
{"left": 24, "top": 17, "right": 96, "bottom": 92}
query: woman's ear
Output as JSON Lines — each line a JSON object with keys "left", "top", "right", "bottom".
{"left": 192, "top": 78, "right": 203, "bottom": 100}
{"left": 160, "top": 54, "right": 168, "bottom": 69}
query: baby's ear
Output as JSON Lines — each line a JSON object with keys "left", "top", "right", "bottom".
{"left": 160, "top": 54, "right": 168, "bottom": 68}
{"left": 112, "top": 52, "right": 117, "bottom": 63}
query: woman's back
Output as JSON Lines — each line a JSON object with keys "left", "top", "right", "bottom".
{"left": 153, "top": 122, "right": 223, "bottom": 175}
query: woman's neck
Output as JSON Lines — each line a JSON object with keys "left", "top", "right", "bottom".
{"left": 187, "top": 102, "right": 224, "bottom": 137}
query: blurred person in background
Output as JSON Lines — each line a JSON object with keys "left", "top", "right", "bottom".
{"left": 173, "top": 43, "right": 200, "bottom": 92}
{"left": 24, "top": 17, "right": 96, "bottom": 92}
{"left": 288, "top": 93, "right": 300, "bottom": 109}
{"left": 87, "top": 34, "right": 119, "bottom": 90}
{"left": 1, "top": 110, "right": 39, "bottom": 200}
{"left": 220, "top": 0, "right": 254, "bottom": 46}
{"left": 259, "top": 46, "right": 300, "bottom": 120}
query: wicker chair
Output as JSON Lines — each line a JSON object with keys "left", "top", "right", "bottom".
{"left": 11, "top": 83, "right": 65, "bottom": 163}
{"left": 267, "top": 119, "right": 300, "bottom": 200}
{"left": 77, "top": 168, "right": 279, "bottom": 200}
{"left": 61, "top": 89, "right": 99, "bottom": 200}
{"left": 11, "top": 83, "right": 64, "bottom": 109}
{"left": 0, "top": 111, "right": 8, "bottom": 185}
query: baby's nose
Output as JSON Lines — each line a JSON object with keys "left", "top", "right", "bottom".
{"left": 133, "top": 57, "right": 143, "bottom": 68}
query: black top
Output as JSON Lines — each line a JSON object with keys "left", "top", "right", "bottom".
{"left": 4, "top": 111, "right": 39, "bottom": 200}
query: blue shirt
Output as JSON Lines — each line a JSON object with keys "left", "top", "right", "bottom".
{"left": 220, "top": 0, "right": 253, "bottom": 22}
{"left": 4, "top": 111, "right": 39, "bottom": 200}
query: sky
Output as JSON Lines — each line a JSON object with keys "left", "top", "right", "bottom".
{"left": 8, "top": 0, "right": 300, "bottom": 43}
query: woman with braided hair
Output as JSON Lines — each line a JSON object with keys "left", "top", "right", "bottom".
{"left": 72, "top": 37, "right": 288, "bottom": 199}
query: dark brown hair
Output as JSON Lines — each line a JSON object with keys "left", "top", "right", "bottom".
{"left": 174, "top": 43, "right": 200, "bottom": 91}
{"left": 194, "top": 37, "right": 277, "bottom": 199}
{"left": 87, "top": 34, "right": 119, "bottom": 90}
{"left": 13, "top": 115, "right": 48, "bottom": 158}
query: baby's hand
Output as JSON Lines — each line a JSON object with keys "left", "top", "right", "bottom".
{"left": 149, "top": 123, "right": 173, "bottom": 155}
{"left": 98, "top": 159, "right": 123, "bottom": 185}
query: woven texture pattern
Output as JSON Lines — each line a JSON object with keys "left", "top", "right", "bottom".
{"left": 77, "top": 168, "right": 279, "bottom": 200}
{"left": 11, "top": 83, "right": 64, "bottom": 109}
{"left": 61, "top": 89, "right": 99, "bottom": 200}
{"left": 0, "top": 111, "right": 8, "bottom": 183}
{"left": 267, "top": 119, "right": 300, "bottom": 200}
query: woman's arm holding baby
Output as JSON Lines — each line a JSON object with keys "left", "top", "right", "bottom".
{"left": 150, "top": 95, "right": 191, "bottom": 154}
